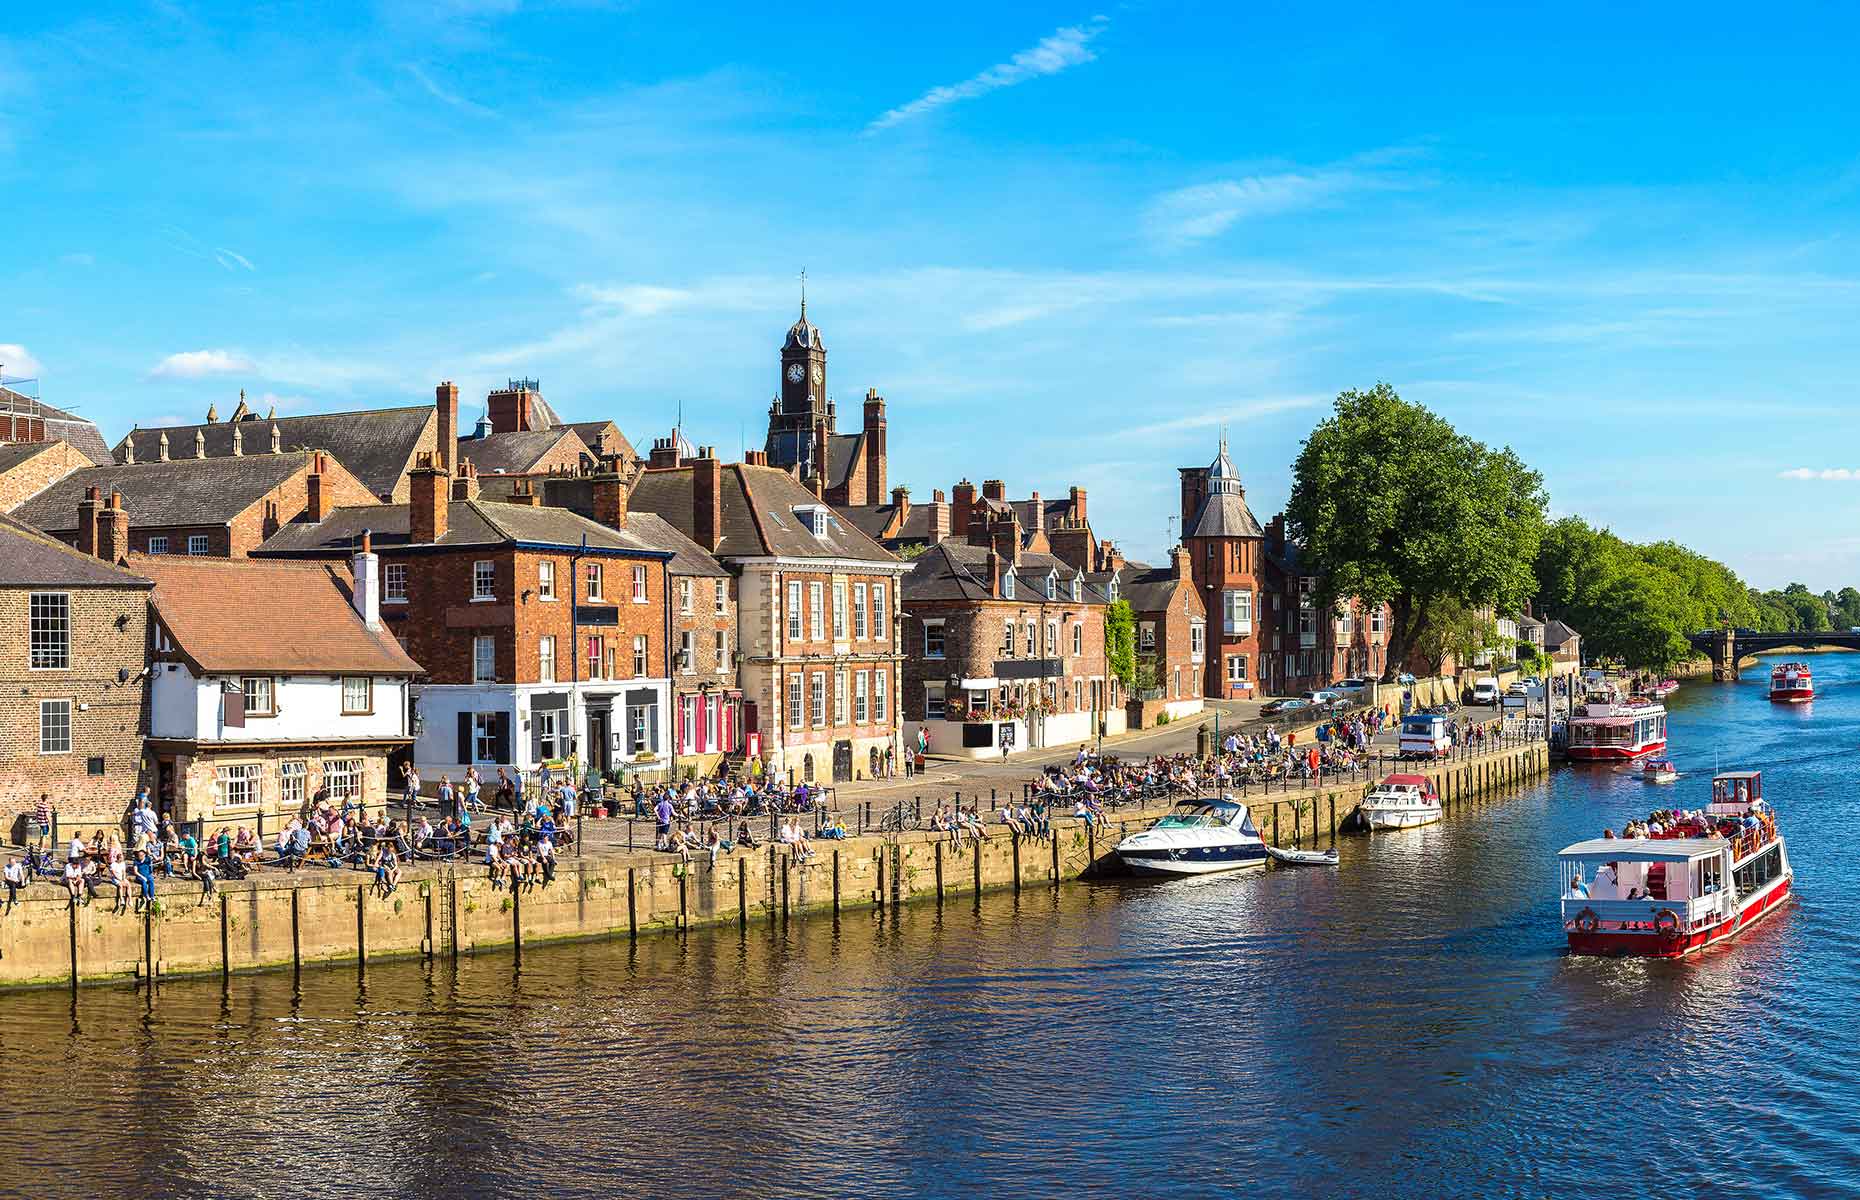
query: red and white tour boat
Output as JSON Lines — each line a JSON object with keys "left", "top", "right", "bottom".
{"left": 1768, "top": 661, "right": 1814, "bottom": 704}
{"left": 1558, "top": 770, "right": 1791, "bottom": 958}
{"left": 1565, "top": 696, "right": 1667, "bottom": 762}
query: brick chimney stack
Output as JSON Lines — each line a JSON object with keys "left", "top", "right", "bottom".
{"left": 591, "top": 468, "right": 628, "bottom": 530}
{"left": 981, "top": 479, "right": 1005, "bottom": 503}
{"left": 692, "top": 447, "right": 721, "bottom": 551}
{"left": 435, "top": 381, "right": 460, "bottom": 473}
{"left": 862, "top": 390, "right": 886, "bottom": 505}
{"left": 1069, "top": 486, "right": 1087, "bottom": 525}
{"left": 305, "top": 452, "right": 329, "bottom": 522}
{"left": 509, "top": 478, "right": 540, "bottom": 507}
{"left": 1267, "top": 514, "right": 1286, "bottom": 556}
{"left": 987, "top": 512, "right": 1021, "bottom": 565}
{"left": 450, "top": 459, "right": 480, "bottom": 503}
{"left": 409, "top": 453, "right": 448, "bottom": 543}
{"left": 951, "top": 480, "right": 977, "bottom": 536}
{"left": 889, "top": 485, "right": 910, "bottom": 525}
{"left": 1172, "top": 544, "right": 1192, "bottom": 581}
{"left": 77, "top": 486, "right": 102, "bottom": 557}
{"left": 1028, "top": 490, "right": 1044, "bottom": 534}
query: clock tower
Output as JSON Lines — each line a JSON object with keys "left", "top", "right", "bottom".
{"left": 766, "top": 291, "right": 832, "bottom": 477}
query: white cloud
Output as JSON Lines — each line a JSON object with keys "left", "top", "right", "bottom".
{"left": 214, "top": 248, "right": 255, "bottom": 272}
{"left": 1145, "top": 166, "right": 1401, "bottom": 246}
{"left": 403, "top": 63, "right": 495, "bottom": 116}
{"left": 148, "top": 349, "right": 254, "bottom": 379}
{"left": 867, "top": 16, "right": 1108, "bottom": 133}
{"left": 1779, "top": 467, "right": 1860, "bottom": 480}
{"left": 1118, "top": 395, "right": 1325, "bottom": 439}
{"left": 0, "top": 343, "right": 44, "bottom": 379}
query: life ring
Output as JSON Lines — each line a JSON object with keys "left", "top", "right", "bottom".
{"left": 1654, "top": 908, "right": 1680, "bottom": 939}
{"left": 1575, "top": 907, "right": 1599, "bottom": 934}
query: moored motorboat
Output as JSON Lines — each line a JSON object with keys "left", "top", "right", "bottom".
{"left": 1359, "top": 773, "right": 1441, "bottom": 831}
{"left": 1558, "top": 769, "right": 1791, "bottom": 958}
{"left": 1642, "top": 758, "right": 1678, "bottom": 784}
{"left": 1114, "top": 797, "right": 1265, "bottom": 876}
{"left": 1266, "top": 845, "right": 1339, "bottom": 866}
{"left": 1768, "top": 661, "right": 1813, "bottom": 703}
{"left": 1648, "top": 678, "right": 1679, "bottom": 700}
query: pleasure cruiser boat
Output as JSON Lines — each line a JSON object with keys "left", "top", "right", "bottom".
{"left": 1567, "top": 697, "right": 1668, "bottom": 762}
{"left": 1359, "top": 773, "right": 1442, "bottom": 831}
{"left": 1558, "top": 770, "right": 1791, "bottom": 958}
{"left": 1768, "top": 661, "right": 1813, "bottom": 703}
{"left": 1114, "top": 797, "right": 1266, "bottom": 876}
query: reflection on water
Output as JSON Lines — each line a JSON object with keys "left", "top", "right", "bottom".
{"left": 5, "top": 654, "right": 1860, "bottom": 1198}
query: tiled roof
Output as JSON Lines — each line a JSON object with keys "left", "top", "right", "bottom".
{"left": 1543, "top": 619, "right": 1581, "bottom": 646}
{"left": 458, "top": 428, "right": 583, "bottom": 475}
{"left": 1114, "top": 564, "right": 1191, "bottom": 614}
{"left": 629, "top": 463, "right": 898, "bottom": 563}
{"left": 0, "top": 512, "right": 152, "bottom": 588}
{"left": 113, "top": 405, "right": 434, "bottom": 499}
{"left": 825, "top": 432, "right": 864, "bottom": 489}
{"left": 558, "top": 421, "right": 638, "bottom": 464}
{"left": 0, "top": 441, "right": 61, "bottom": 475}
{"left": 253, "top": 497, "right": 677, "bottom": 560}
{"left": 903, "top": 541, "right": 1093, "bottom": 604}
{"left": 834, "top": 500, "right": 941, "bottom": 546}
{"left": 129, "top": 553, "right": 422, "bottom": 675}
{"left": 2, "top": 388, "right": 114, "bottom": 465}
{"left": 1185, "top": 490, "right": 1265, "bottom": 539}
{"left": 13, "top": 452, "right": 333, "bottom": 532}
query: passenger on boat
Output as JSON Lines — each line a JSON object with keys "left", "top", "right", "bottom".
{"left": 1564, "top": 874, "right": 1589, "bottom": 899}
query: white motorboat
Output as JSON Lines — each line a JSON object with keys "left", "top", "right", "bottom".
{"left": 1266, "top": 845, "right": 1339, "bottom": 867}
{"left": 1642, "top": 758, "right": 1678, "bottom": 784}
{"left": 1360, "top": 773, "right": 1442, "bottom": 831}
{"left": 1114, "top": 797, "right": 1266, "bottom": 876}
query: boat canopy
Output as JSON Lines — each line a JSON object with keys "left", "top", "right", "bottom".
{"left": 1558, "top": 836, "right": 1727, "bottom": 863}
{"left": 1381, "top": 773, "right": 1430, "bottom": 787}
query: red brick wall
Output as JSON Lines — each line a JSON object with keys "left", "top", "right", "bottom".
{"left": 1188, "top": 534, "right": 1269, "bottom": 697}
{"left": 901, "top": 599, "right": 1107, "bottom": 720}
{"left": 1137, "top": 574, "right": 1207, "bottom": 701}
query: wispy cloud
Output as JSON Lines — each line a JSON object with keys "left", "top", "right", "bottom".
{"left": 867, "top": 16, "right": 1108, "bottom": 133}
{"left": 214, "top": 248, "right": 255, "bottom": 272}
{"left": 1117, "top": 395, "right": 1325, "bottom": 439}
{"left": 148, "top": 349, "right": 254, "bottom": 379}
{"left": 0, "top": 343, "right": 44, "bottom": 380}
{"left": 1779, "top": 467, "right": 1860, "bottom": 480}
{"left": 403, "top": 62, "right": 495, "bottom": 116}
{"left": 1145, "top": 158, "right": 1419, "bottom": 247}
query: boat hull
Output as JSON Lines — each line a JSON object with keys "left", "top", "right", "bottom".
{"left": 1768, "top": 690, "right": 1813, "bottom": 704}
{"left": 1566, "top": 875, "right": 1793, "bottom": 959}
{"left": 1362, "top": 806, "right": 1441, "bottom": 831}
{"left": 1117, "top": 844, "right": 1267, "bottom": 876}
{"left": 1567, "top": 739, "right": 1667, "bottom": 762}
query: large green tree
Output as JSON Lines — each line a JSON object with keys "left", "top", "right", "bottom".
{"left": 1285, "top": 383, "right": 1547, "bottom": 678}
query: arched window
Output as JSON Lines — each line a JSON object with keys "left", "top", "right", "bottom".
{"left": 803, "top": 754, "right": 815, "bottom": 782}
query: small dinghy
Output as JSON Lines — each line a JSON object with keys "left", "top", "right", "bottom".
{"left": 1266, "top": 845, "right": 1339, "bottom": 867}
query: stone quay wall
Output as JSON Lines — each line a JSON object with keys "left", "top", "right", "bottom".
{"left": 0, "top": 740, "right": 1551, "bottom": 991}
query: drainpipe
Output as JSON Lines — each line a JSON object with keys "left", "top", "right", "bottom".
{"left": 664, "top": 557, "right": 676, "bottom": 783}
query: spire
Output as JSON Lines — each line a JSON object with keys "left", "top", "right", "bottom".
{"left": 800, "top": 266, "right": 807, "bottom": 322}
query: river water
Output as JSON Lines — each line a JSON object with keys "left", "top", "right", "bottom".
{"left": 4, "top": 654, "right": 1857, "bottom": 1199}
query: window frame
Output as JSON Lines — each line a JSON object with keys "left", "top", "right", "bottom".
{"left": 923, "top": 619, "right": 946, "bottom": 658}
{"left": 28, "top": 592, "right": 70, "bottom": 671}
{"left": 787, "top": 581, "right": 804, "bottom": 642}
{"left": 472, "top": 559, "right": 496, "bottom": 601}
{"left": 240, "top": 675, "right": 276, "bottom": 717}
{"left": 873, "top": 582, "right": 887, "bottom": 640}
{"left": 280, "top": 760, "right": 307, "bottom": 807}
{"left": 384, "top": 562, "right": 407, "bottom": 603}
{"left": 633, "top": 634, "right": 648, "bottom": 678}
{"left": 215, "top": 762, "right": 262, "bottom": 810}
{"left": 147, "top": 535, "right": 169, "bottom": 555}
{"left": 537, "top": 560, "right": 556, "bottom": 601}
{"left": 538, "top": 635, "right": 557, "bottom": 683}
{"left": 473, "top": 636, "right": 497, "bottom": 683}
{"left": 38, "top": 698, "right": 72, "bottom": 755}
{"left": 808, "top": 582, "right": 824, "bottom": 641}
{"left": 340, "top": 675, "right": 373, "bottom": 716}
{"left": 323, "top": 758, "right": 363, "bottom": 803}
{"left": 187, "top": 534, "right": 209, "bottom": 556}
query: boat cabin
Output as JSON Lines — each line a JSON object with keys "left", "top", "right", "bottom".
{"left": 1398, "top": 713, "right": 1453, "bottom": 759}
{"left": 1711, "top": 770, "right": 1762, "bottom": 811}
{"left": 1152, "top": 798, "right": 1256, "bottom": 833}
{"left": 1369, "top": 773, "right": 1438, "bottom": 802}
{"left": 1559, "top": 837, "right": 1733, "bottom": 939}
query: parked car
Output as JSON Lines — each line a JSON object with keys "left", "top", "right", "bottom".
{"left": 1396, "top": 672, "right": 1417, "bottom": 685}
{"left": 1262, "top": 698, "right": 1310, "bottom": 716}
{"left": 1333, "top": 677, "right": 1371, "bottom": 698}
{"left": 1301, "top": 689, "right": 1340, "bottom": 706}
{"left": 1471, "top": 677, "right": 1501, "bottom": 706}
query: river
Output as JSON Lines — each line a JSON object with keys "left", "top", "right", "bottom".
{"left": 4, "top": 653, "right": 1857, "bottom": 1199}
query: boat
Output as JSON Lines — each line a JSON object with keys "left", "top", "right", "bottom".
{"left": 1114, "top": 797, "right": 1266, "bottom": 876}
{"left": 1266, "top": 845, "right": 1339, "bottom": 866}
{"left": 1648, "top": 678, "right": 1680, "bottom": 700}
{"left": 1566, "top": 696, "right": 1667, "bottom": 762}
{"left": 1359, "top": 773, "right": 1442, "bottom": 831}
{"left": 1768, "top": 661, "right": 1813, "bottom": 704}
{"left": 1642, "top": 758, "right": 1678, "bottom": 784}
{"left": 1558, "top": 769, "right": 1791, "bottom": 958}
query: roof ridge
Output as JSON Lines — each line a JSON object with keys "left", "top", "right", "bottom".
{"left": 125, "top": 403, "right": 434, "bottom": 434}
{"left": 465, "top": 499, "right": 516, "bottom": 542}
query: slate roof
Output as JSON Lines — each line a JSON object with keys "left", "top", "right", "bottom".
{"left": 13, "top": 452, "right": 330, "bottom": 533}
{"left": 629, "top": 463, "right": 898, "bottom": 564}
{"left": 253, "top": 497, "right": 679, "bottom": 562}
{"left": 825, "top": 432, "right": 864, "bottom": 489}
{"left": 1112, "top": 563, "right": 1192, "bottom": 615}
{"left": 1543, "top": 619, "right": 1581, "bottom": 647}
{"left": 457, "top": 428, "right": 583, "bottom": 475}
{"left": 113, "top": 405, "right": 434, "bottom": 499}
{"left": 0, "top": 512, "right": 152, "bottom": 589}
{"left": 903, "top": 541, "right": 1094, "bottom": 604}
{"left": 1185, "top": 490, "right": 1266, "bottom": 539}
{"left": 2, "top": 388, "right": 114, "bottom": 465}
{"left": 835, "top": 500, "right": 941, "bottom": 547}
{"left": 558, "top": 421, "right": 637, "bottom": 464}
{"left": 130, "top": 553, "right": 422, "bottom": 676}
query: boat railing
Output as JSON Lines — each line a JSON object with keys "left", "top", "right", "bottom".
{"left": 1563, "top": 895, "right": 1727, "bottom": 933}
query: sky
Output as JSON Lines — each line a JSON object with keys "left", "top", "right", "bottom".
{"left": 4, "top": 1, "right": 1860, "bottom": 588}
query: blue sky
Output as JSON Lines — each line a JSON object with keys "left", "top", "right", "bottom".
{"left": 5, "top": 1, "right": 1859, "bottom": 587}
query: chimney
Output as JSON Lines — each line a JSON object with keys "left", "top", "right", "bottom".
{"left": 591, "top": 469, "right": 628, "bottom": 530}
{"left": 988, "top": 512, "right": 1021, "bottom": 565}
{"left": 270, "top": 423, "right": 282, "bottom": 454}
{"left": 231, "top": 425, "right": 244, "bottom": 456}
{"left": 692, "top": 449, "right": 721, "bottom": 550}
{"left": 99, "top": 491, "right": 130, "bottom": 564}
{"left": 263, "top": 499, "right": 281, "bottom": 539}
{"left": 1069, "top": 486, "right": 1087, "bottom": 525}
{"left": 648, "top": 437, "right": 682, "bottom": 469}
{"left": 743, "top": 449, "right": 768, "bottom": 467}
{"left": 409, "top": 453, "right": 448, "bottom": 543}
{"left": 862, "top": 390, "right": 886, "bottom": 505}
{"left": 305, "top": 452, "right": 329, "bottom": 522}
{"left": 1028, "top": 490, "right": 1044, "bottom": 534}
{"left": 927, "top": 500, "right": 951, "bottom": 544}
{"left": 435, "top": 381, "right": 460, "bottom": 474}
{"left": 510, "top": 478, "right": 540, "bottom": 507}
{"left": 194, "top": 429, "right": 206, "bottom": 458}
{"left": 1173, "top": 544, "right": 1192, "bottom": 582}
{"left": 77, "top": 486, "right": 102, "bottom": 558}
{"left": 158, "top": 431, "right": 170, "bottom": 462}
{"left": 1267, "top": 514, "right": 1286, "bottom": 556}
{"left": 982, "top": 479, "right": 1005, "bottom": 503}
{"left": 351, "top": 530, "right": 382, "bottom": 630}
{"left": 951, "top": 480, "right": 977, "bottom": 535}
{"left": 1102, "top": 540, "right": 1126, "bottom": 572}
{"left": 932, "top": 488, "right": 946, "bottom": 503}
{"left": 451, "top": 459, "right": 480, "bottom": 503}
{"left": 986, "top": 549, "right": 1004, "bottom": 598}
{"left": 814, "top": 422, "right": 831, "bottom": 499}
{"left": 890, "top": 485, "right": 910, "bottom": 518}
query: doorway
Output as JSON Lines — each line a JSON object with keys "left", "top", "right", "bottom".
{"left": 587, "top": 709, "right": 611, "bottom": 776}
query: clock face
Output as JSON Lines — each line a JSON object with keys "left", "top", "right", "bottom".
{"left": 786, "top": 363, "right": 804, "bottom": 384}
{"left": 811, "top": 365, "right": 823, "bottom": 386}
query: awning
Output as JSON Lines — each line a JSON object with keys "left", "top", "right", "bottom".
{"left": 959, "top": 678, "right": 999, "bottom": 690}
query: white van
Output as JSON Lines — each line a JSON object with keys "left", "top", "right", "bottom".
{"left": 1399, "top": 713, "right": 1453, "bottom": 759}
{"left": 1471, "top": 677, "right": 1501, "bottom": 706}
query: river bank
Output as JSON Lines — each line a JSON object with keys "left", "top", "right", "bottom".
{"left": 0, "top": 738, "right": 1548, "bottom": 991}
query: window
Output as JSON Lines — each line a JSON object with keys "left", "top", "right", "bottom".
{"left": 1339, "top": 609, "right": 1354, "bottom": 635}
{"left": 1046, "top": 620, "right": 1058, "bottom": 656}
{"left": 1001, "top": 620, "right": 1015, "bottom": 655}
{"left": 925, "top": 683, "right": 946, "bottom": 720}
{"left": 1228, "top": 655, "right": 1248, "bottom": 683}
{"left": 1223, "top": 589, "right": 1253, "bottom": 635}
{"left": 788, "top": 674, "right": 805, "bottom": 728}
{"left": 854, "top": 671, "right": 870, "bottom": 723}
{"left": 787, "top": 581, "right": 804, "bottom": 642}
{"left": 832, "top": 582, "right": 847, "bottom": 640}
{"left": 714, "top": 578, "right": 727, "bottom": 615}
{"left": 1299, "top": 610, "right": 1316, "bottom": 638}
{"left": 714, "top": 630, "right": 728, "bottom": 671}
{"left": 678, "top": 631, "right": 694, "bottom": 673}
{"left": 473, "top": 560, "right": 496, "bottom": 600}
{"left": 833, "top": 669, "right": 847, "bottom": 725}
{"left": 793, "top": 505, "right": 829, "bottom": 536}
{"left": 853, "top": 583, "right": 868, "bottom": 639}
{"left": 241, "top": 676, "right": 275, "bottom": 716}
{"left": 324, "top": 758, "right": 362, "bottom": 803}
{"left": 679, "top": 577, "right": 693, "bottom": 614}
{"left": 1045, "top": 572, "right": 1057, "bottom": 600}
{"left": 281, "top": 760, "right": 307, "bottom": 806}
{"left": 1107, "top": 575, "right": 1119, "bottom": 602}
{"left": 216, "top": 763, "right": 260, "bottom": 809}
{"left": 537, "top": 708, "right": 561, "bottom": 761}
{"left": 384, "top": 563, "right": 407, "bottom": 602}
{"left": 472, "top": 714, "right": 498, "bottom": 763}
{"left": 586, "top": 635, "right": 606, "bottom": 680}
{"left": 473, "top": 636, "right": 496, "bottom": 683}
{"left": 1002, "top": 571, "right": 1015, "bottom": 600}
{"left": 633, "top": 634, "right": 648, "bottom": 677}
{"left": 679, "top": 696, "right": 696, "bottom": 754}
{"left": 1073, "top": 623, "right": 1084, "bottom": 656}
{"left": 147, "top": 535, "right": 169, "bottom": 555}
{"left": 539, "top": 636, "right": 557, "bottom": 683}
{"left": 1074, "top": 678, "right": 1083, "bottom": 710}
{"left": 538, "top": 560, "right": 556, "bottom": 600}
{"left": 585, "top": 562, "right": 604, "bottom": 602}
{"left": 875, "top": 670, "right": 888, "bottom": 722}
{"left": 1190, "top": 622, "right": 1206, "bottom": 658}
{"left": 1139, "top": 622, "right": 1157, "bottom": 652}
{"left": 809, "top": 582, "right": 824, "bottom": 641}
{"left": 810, "top": 672, "right": 827, "bottom": 726}
{"left": 1371, "top": 607, "right": 1385, "bottom": 636}
{"left": 341, "top": 676, "right": 372, "bottom": 714}
{"left": 924, "top": 620, "right": 946, "bottom": 658}
{"left": 39, "top": 699, "right": 71, "bottom": 754}
{"left": 630, "top": 563, "right": 647, "bottom": 603}
{"left": 29, "top": 593, "right": 70, "bottom": 669}
{"left": 628, "top": 695, "right": 657, "bottom": 755}
{"left": 1023, "top": 622, "right": 1034, "bottom": 656}
{"left": 187, "top": 535, "right": 209, "bottom": 555}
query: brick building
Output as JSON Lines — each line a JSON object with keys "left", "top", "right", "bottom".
{"left": 761, "top": 299, "right": 890, "bottom": 507}
{"left": 899, "top": 510, "right": 1113, "bottom": 759}
{"left": 1178, "top": 437, "right": 1271, "bottom": 699}
{"left": 629, "top": 450, "right": 906, "bottom": 783}
{"left": 1, "top": 382, "right": 114, "bottom": 465}
{"left": 132, "top": 545, "right": 421, "bottom": 833}
{"left": 0, "top": 440, "right": 91, "bottom": 514}
{"left": 1108, "top": 548, "right": 1208, "bottom": 716}
{"left": 0, "top": 512, "right": 151, "bottom": 837}
{"left": 13, "top": 450, "right": 377, "bottom": 558}
{"left": 1260, "top": 518, "right": 1393, "bottom": 690}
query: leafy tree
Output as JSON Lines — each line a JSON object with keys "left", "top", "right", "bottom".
{"left": 1104, "top": 599, "right": 1136, "bottom": 690}
{"left": 1286, "top": 383, "right": 1546, "bottom": 678}
{"left": 1833, "top": 587, "right": 1860, "bottom": 629}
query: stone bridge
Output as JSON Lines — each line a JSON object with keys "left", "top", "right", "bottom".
{"left": 1685, "top": 628, "right": 1860, "bottom": 681}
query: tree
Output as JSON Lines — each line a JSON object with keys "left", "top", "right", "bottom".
{"left": 1285, "top": 383, "right": 1547, "bottom": 678}
{"left": 1104, "top": 599, "right": 1137, "bottom": 691}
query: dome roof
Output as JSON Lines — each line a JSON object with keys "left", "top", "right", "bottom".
{"left": 784, "top": 298, "right": 824, "bottom": 351}
{"left": 1207, "top": 435, "right": 1242, "bottom": 495}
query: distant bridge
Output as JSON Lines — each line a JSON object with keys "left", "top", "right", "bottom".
{"left": 1684, "top": 628, "right": 1860, "bottom": 680}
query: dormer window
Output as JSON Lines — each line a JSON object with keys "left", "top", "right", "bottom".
{"left": 1045, "top": 571, "right": 1057, "bottom": 600}
{"left": 1108, "top": 575, "right": 1120, "bottom": 601}
{"left": 792, "top": 505, "right": 830, "bottom": 537}
{"left": 1002, "top": 571, "right": 1015, "bottom": 600}
{"left": 1070, "top": 576, "right": 1081, "bottom": 602}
